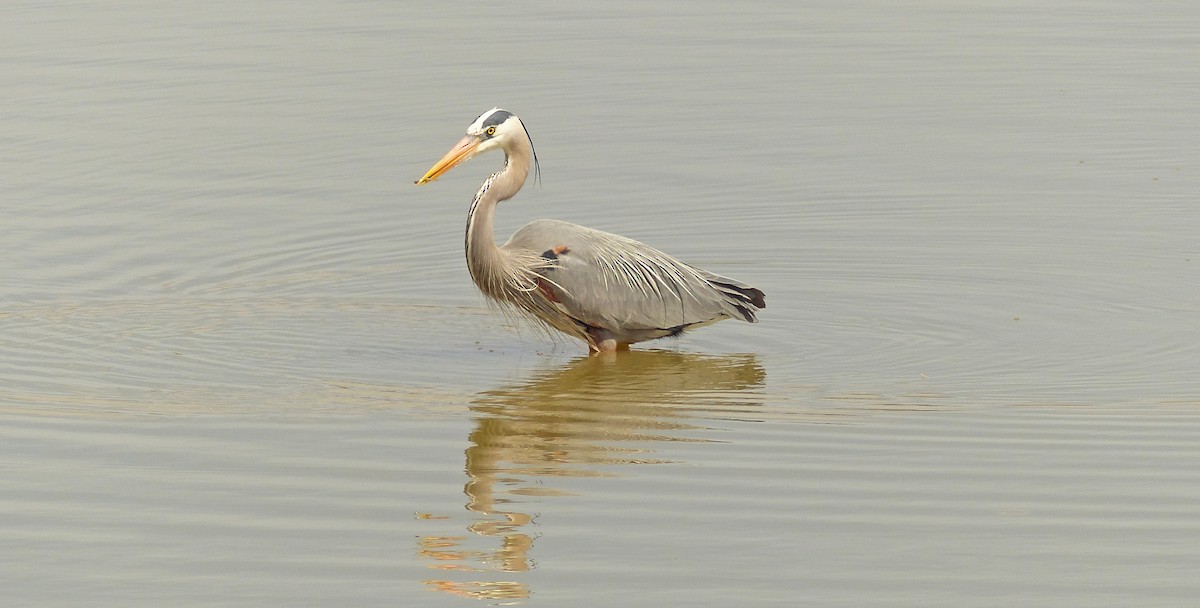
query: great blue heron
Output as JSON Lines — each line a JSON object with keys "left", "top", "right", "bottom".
{"left": 415, "top": 108, "right": 765, "bottom": 353}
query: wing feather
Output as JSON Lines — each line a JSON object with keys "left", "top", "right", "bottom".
{"left": 505, "top": 219, "right": 763, "bottom": 332}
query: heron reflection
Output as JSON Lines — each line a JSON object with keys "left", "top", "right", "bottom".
{"left": 420, "top": 350, "right": 765, "bottom": 600}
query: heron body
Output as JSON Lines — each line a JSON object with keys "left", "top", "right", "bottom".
{"left": 416, "top": 108, "right": 765, "bottom": 353}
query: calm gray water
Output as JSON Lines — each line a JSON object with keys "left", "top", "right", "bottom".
{"left": 3, "top": 1, "right": 1199, "bottom": 606}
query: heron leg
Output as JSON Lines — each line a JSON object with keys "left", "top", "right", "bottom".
{"left": 586, "top": 327, "right": 629, "bottom": 353}
{"left": 594, "top": 338, "right": 619, "bottom": 353}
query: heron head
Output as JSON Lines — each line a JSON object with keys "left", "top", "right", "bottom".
{"left": 415, "top": 108, "right": 533, "bottom": 185}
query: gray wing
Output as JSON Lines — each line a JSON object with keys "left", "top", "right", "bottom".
{"left": 504, "top": 219, "right": 764, "bottom": 333}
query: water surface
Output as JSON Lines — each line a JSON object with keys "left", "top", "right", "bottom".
{"left": 2, "top": 1, "right": 1199, "bottom": 606}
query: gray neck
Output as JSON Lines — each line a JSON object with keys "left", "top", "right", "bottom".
{"left": 464, "top": 131, "right": 533, "bottom": 292}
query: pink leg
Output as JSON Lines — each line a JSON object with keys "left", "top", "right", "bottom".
{"left": 587, "top": 327, "right": 627, "bottom": 354}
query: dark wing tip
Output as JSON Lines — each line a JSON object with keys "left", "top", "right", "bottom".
{"left": 704, "top": 279, "right": 765, "bottom": 322}
{"left": 747, "top": 288, "right": 766, "bottom": 309}
{"left": 710, "top": 281, "right": 766, "bottom": 308}
{"left": 734, "top": 304, "right": 758, "bottom": 323}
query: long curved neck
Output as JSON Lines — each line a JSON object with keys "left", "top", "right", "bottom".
{"left": 464, "top": 131, "right": 533, "bottom": 291}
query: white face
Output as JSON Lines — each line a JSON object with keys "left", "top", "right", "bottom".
{"left": 414, "top": 108, "right": 530, "bottom": 185}
{"left": 466, "top": 108, "right": 521, "bottom": 154}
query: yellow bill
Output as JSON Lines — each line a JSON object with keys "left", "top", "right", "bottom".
{"left": 415, "top": 135, "right": 481, "bottom": 185}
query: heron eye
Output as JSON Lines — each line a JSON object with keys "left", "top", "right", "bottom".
{"left": 485, "top": 126, "right": 497, "bottom": 137}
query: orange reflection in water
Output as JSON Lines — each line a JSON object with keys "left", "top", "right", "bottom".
{"left": 418, "top": 351, "right": 764, "bottom": 602}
